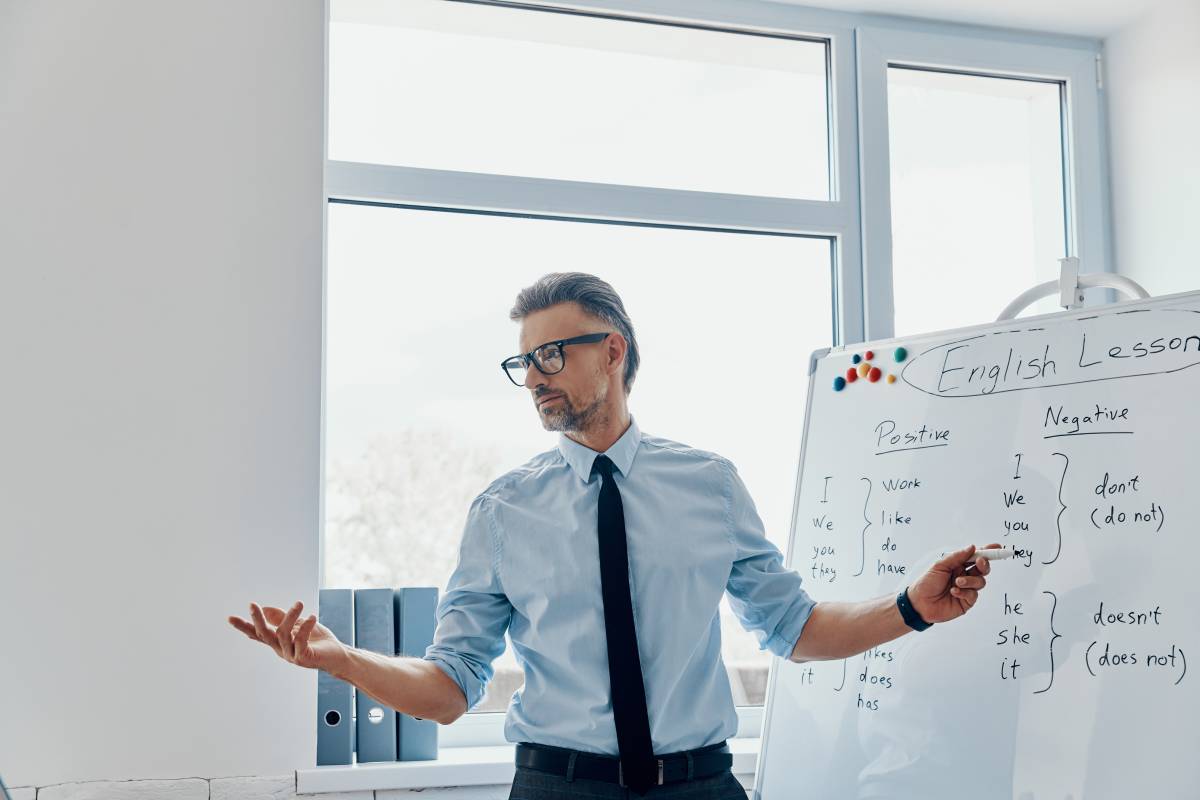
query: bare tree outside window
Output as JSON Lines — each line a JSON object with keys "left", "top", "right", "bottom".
{"left": 325, "top": 426, "right": 505, "bottom": 592}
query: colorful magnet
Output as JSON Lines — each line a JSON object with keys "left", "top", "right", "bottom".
{"left": 865, "top": 350, "right": 875, "bottom": 361}
{"left": 894, "top": 346, "right": 908, "bottom": 362}
{"left": 852, "top": 353, "right": 862, "bottom": 364}
{"left": 886, "top": 374, "right": 897, "bottom": 384}
{"left": 846, "top": 367, "right": 858, "bottom": 383}
{"left": 868, "top": 366, "right": 882, "bottom": 382}
{"left": 858, "top": 362, "right": 870, "bottom": 378}
{"left": 833, "top": 376, "right": 847, "bottom": 391}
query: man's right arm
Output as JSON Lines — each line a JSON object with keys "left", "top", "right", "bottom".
{"left": 340, "top": 491, "right": 515, "bottom": 729}
{"left": 229, "top": 493, "right": 510, "bottom": 726}
{"left": 329, "top": 646, "right": 467, "bottom": 725}
{"left": 418, "top": 492, "right": 514, "bottom": 724}
{"left": 334, "top": 492, "right": 511, "bottom": 727}
{"left": 229, "top": 488, "right": 512, "bottom": 728}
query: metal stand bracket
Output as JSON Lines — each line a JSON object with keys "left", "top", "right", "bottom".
{"left": 997, "top": 257, "right": 1151, "bottom": 321}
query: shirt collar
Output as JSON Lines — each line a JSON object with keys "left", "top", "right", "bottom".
{"left": 557, "top": 415, "right": 642, "bottom": 483}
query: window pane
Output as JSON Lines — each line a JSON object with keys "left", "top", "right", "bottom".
{"left": 329, "top": 0, "right": 830, "bottom": 199}
{"left": 323, "top": 203, "right": 833, "bottom": 709}
{"left": 887, "top": 68, "right": 1067, "bottom": 337}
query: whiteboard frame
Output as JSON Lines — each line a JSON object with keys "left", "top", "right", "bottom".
{"left": 752, "top": 286, "right": 1200, "bottom": 800}
{"left": 753, "top": 343, "right": 825, "bottom": 800}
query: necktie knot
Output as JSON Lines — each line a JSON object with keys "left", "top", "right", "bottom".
{"left": 592, "top": 454, "right": 615, "bottom": 479}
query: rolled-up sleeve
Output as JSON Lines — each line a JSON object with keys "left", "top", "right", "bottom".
{"left": 721, "top": 458, "right": 816, "bottom": 658}
{"left": 423, "top": 492, "right": 512, "bottom": 711}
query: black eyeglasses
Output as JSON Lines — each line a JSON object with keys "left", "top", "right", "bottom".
{"left": 501, "top": 332, "right": 612, "bottom": 386}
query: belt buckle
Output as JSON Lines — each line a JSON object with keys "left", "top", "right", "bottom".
{"left": 617, "top": 760, "right": 665, "bottom": 787}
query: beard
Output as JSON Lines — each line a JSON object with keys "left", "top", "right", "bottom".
{"left": 538, "top": 385, "right": 608, "bottom": 433}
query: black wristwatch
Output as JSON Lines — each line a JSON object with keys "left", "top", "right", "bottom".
{"left": 896, "top": 587, "right": 932, "bottom": 632}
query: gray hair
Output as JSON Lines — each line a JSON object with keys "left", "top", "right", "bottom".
{"left": 509, "top": 272, "right": 640, "bottom": 395}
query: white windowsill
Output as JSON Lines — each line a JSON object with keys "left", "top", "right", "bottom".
{"left": 296, "top": 737, "right": 760, "bottom": 794}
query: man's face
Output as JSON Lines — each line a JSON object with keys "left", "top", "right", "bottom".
{"left": 517, "top": 302, "right": 613, "bottom": 433}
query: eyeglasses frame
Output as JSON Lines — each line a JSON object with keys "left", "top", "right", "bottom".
{"left": 500, "top": 332, "right": 612, "bottom": 386}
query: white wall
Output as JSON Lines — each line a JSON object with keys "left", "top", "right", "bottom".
{"left": 1105, "top": 0, "right": 1200, "bottom": 295}
{"left": 0, "top": 0, "right": 325, "bottom": 786}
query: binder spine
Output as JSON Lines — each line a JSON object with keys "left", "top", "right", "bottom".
{"left": 316, "top": 589, "right": 354, "bottom": 766}
{"left": 396, "top": 587, "right": 440, "bottom": 761}
{"left": 353, "top": 587, "right": 398, "bottom": 762}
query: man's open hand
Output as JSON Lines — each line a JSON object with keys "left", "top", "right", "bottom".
{"left": 227, "top": 601, "right": 347, "bottom": 674}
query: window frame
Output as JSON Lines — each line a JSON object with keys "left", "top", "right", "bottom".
{"left": 321, "top": 0, "right": 1110, "bottom": 754}
{"left": 325, "top": 0, "right": 866, "bottom": 344}
{"left": 855, "top": 22, "right": 1112, "bottom": 340}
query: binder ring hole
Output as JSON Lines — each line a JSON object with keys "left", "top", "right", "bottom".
{"left": 323, "top": 710, "right": 341, "bottom": 727}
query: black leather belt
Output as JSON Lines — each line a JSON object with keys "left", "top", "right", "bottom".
{"left": 515, "top": 740, "right": 732, "bottom": 787}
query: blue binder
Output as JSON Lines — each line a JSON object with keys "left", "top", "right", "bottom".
{"left": 317, "top": 589, "right": 355, "bottom": 765}
{"left": 395, "top": 586, "right": 440, "bottom": 761}
{"left": 353, "top": 587, "right": 397, "bottom": 762}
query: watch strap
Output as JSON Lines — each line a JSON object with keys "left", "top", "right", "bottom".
{"left": 897, "top": 587, "right": 932, "bottom": 632}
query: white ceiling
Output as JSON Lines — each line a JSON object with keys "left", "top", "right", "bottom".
{"left": 776, "top": 0, "right": 1170, "bottom": 38}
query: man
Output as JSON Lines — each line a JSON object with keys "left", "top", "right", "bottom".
{"left": 229, "top": 272, "right": 996, "bottom": 799}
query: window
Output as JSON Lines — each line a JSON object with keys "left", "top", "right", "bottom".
{"left": 330, "top": 0, "right": 830, "bottom": 198}
{"left": 855, "top": 24, "right": 1110, "bottom": 339}
{"left": 324, "top": 202, "right": 833, "bottom": 711}
{"left": 887, "top": 68, "right": 1067, "bottom": 336}
{"left": 323, "top": 0, "right": 1109, "bottom": 747}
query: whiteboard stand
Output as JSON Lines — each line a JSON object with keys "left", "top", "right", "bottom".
{"left": 996, "top": 257, "right": 1151, "bottom": 321}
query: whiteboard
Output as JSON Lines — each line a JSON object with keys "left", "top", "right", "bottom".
{"left": 755, "top": 290, "right": 1200, "bottom": 800}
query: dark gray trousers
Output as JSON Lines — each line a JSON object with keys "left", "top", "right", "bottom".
{"left": 507, "top": 765, "right": 749, "bottom": 800}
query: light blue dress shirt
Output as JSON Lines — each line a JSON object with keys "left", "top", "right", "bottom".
{"left": 424, "top": 415, "right": 816, "bottom": 756}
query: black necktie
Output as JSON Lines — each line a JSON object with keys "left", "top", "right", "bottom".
{"left": 592, "top": 454, "right": 657, "bottom": 795}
